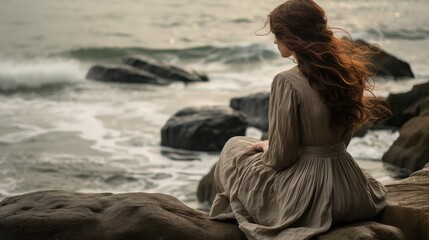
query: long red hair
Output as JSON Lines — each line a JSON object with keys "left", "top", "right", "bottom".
{"left": 268, "top": 0, "right": 390, "bottom": 130}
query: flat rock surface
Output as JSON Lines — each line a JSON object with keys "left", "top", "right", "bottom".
{"left": 1, "top": 166, "right": 427, "bottom": 240}
{"left": 380, "top": 163, "right": 429, "bottom": 240}
{"left": 0, "top": 191, "right": 245, "bottom": 240}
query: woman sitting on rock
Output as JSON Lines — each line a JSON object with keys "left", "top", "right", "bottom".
{"left": 209, "top": 0, "right": 390, "bottom": 239}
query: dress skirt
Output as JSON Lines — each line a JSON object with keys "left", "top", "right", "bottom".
{"left": 209, "top": 136, "right": 387, "bottom": 240}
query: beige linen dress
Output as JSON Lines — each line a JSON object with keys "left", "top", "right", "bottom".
{"left": 209, "top": 66, "right": 387, "bottom": 240}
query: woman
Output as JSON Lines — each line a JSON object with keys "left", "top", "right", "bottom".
{"left": 208, "top": 0, "right": 390, "bottom": 239}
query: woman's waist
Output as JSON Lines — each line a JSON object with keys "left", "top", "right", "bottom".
{"left": 299, "top": 142, "right": 347, "bottom": 157}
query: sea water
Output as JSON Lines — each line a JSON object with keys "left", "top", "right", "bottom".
{"left": 0, "top": 0, "right": 428, "bottom": 208}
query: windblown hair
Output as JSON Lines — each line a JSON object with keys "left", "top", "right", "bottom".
{"left": 268, "top": 0, "right": 390, "bottom": 130}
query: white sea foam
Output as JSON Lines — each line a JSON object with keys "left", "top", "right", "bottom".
{"left": 0, "top": 124, "right": 48, "bottom": 144}
{"left": 0, "top": 58, "right": 84, "bottom": 93}
{"left": 348, "top": 130, "right": 400, "bottom": 161}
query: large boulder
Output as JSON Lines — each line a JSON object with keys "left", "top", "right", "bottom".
{"left": 86, "top": 56, "right": 208, "bottom": 85}
{"left": 355, "top": 39, "right": 414, "bottom": 79}
{"left": 382, "top": 97, "right": 429, "bottom": 174}
{"left": 380, "top": 163, "right": 429, "bottom": 240}
{"left": 386, "top": 81, "right": 429, "bottom": 127}
{"left": 86, "top": 65, "right": 170, "bottom": 85}
{"left": 2, "top": 164, "right": 429, "bottom": 240}
{"left": 0, "top": 190, "right": 246, "bottom": 240}
{"left": 161, "top": 106, "right": 247, "bottom": 152}
{"left": 122, "top": 57, "right": 208, "bottom": 83}
{"left": 230, "top": 92, "right": 270, "bottom": 131}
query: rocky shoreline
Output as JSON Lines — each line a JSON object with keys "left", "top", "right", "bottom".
{"left": 0, "top": 163, "right": 428, "bottom": 240}
{"left": 0, "top": 41, "right": 426, "bottom": 239}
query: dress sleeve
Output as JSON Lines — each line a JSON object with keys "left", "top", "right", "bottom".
{"left": 261, "top": 74, "right": 300, "bottom": 171}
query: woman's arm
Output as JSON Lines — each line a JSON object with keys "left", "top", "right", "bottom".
{"left": 260, "top": 74, "right": 301, "bottom": 171}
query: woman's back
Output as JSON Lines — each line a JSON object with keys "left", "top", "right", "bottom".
{"left": 209, "top": 0, "right": 390, "bottom": 239}
{"left": 209, "top": 66, "right": 388, "bottom": 239}
{"left": 276, "top": 66, "right": 353, "bottom": 147}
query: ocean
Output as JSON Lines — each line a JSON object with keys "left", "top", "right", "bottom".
{"left": 0, "top": 0, "right": 428, "bottom": 208}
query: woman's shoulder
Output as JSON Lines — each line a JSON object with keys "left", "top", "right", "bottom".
{"left": 273, "top": 65, "right": 306, "bottom": 89}
{"left": 270, "top": 66, "right": 303, "bottom": 104}
{"left": 273, "top": 65, "right": 318, "bottom": 102}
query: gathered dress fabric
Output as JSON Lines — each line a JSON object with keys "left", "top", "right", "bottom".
{"left": 208, "top": 66, "right": 388, "bottom": 240}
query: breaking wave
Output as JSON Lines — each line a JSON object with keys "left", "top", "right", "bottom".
{"left": 0, "top": 59, "right": 84, "bottom": 94}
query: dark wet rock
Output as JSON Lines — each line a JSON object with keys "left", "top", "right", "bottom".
{"left": 0, "top": 190, "right": 246, "bottom": 240}
{"left": 380, "top": 163, "right": 429, "bottom": 240}
{"left": 197, "top": 163, "right": 217, "bottom": 205}
{"left": 86, "top": 56, "right": 208, "bottom": 85}
{"left": 355, "top": 39, "right": 414, "bottom": 79}
{"left": 86, "top": 64, "right": 169, "bottom": 85}
{"left": 316, "top": 221, "right": 404, "bottom": 240}
{"left": 161, "top": 106, "right": 247, "bottom": 152}
{"left": 404, "top": 95, "right": 429, "bottom": 117}
{"left": 386, "top": 81, "right": 429, "bottom": 127}
{"left": 122, "top": 56, "right": 208, "bottom": 83}
{"left": 382, "top": 97, "right": 429, "bottom": 174}
{"left": 230, "top": 92, "right": 269, "bottom": 131}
